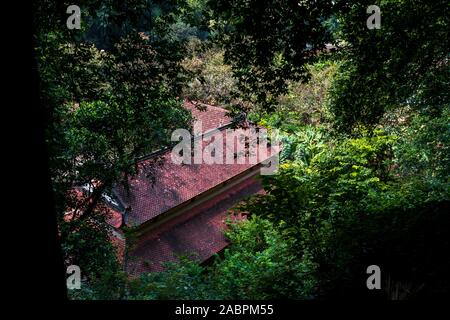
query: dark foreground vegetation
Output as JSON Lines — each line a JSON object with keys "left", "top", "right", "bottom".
{"left": 34, "top": 0, "right": 449, "bottom": 299}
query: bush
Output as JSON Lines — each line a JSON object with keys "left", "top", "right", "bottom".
{"left": 182, "top": 41, "right": 240, "bottom": 107}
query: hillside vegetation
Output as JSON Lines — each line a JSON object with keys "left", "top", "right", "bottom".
{"left": 34, "top": 0, "right": 449, "bottom": 299}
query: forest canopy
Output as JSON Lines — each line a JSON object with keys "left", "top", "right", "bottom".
{"left": 34, "top": 0, "right": 449, "bottom": 300}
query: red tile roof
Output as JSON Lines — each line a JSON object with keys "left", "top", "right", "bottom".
{"left": 183, "top": 100, "right": 231, "bottom": 132}
{"left": 98, "top": 100, "right": 280, "bottom": 273}
{"left": 63, "top": 101, "right": 278, "bottom": 273}
{"left": 109, "top": 229, "right": 126, "bottom": 264}
{"left": 64, "top": 188, "right": 122, "bottom": 228}
{"left": 113, "top": 101, "right": 278, "bottom": 227}
{"left": 126, "top": 175, "right": 263, "bottom": 275}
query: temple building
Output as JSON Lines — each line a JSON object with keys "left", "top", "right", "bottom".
{"left": 73, "top": 101, "right": 279, "bottom": 276}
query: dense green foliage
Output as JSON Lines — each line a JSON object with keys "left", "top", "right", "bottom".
{"left": 210, "top": 0, "right": 449, "bottom": 131}
{"left": 209, "top": 0, "right": 334, "bottom": 111}
{"left": 126, "top": 217, "right": 317, "bottom": 299}
{"left": 35, "top": 0, "right": 194, "bottom": 294}
{"left": 182, "top": 41, "right": 239, "bottom": 106}
{"left": 242, "top": 118, "right": 449, "bottom": 298}
{"left": 329, "top": 0, "right": 449, "bottom": 131}
{"left": 35, "top": 0, "right": 449, "bottom": 299}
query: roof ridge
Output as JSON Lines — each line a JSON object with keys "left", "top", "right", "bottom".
{"left": 135, "top": 122, "right": 234, "bottom": 163}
